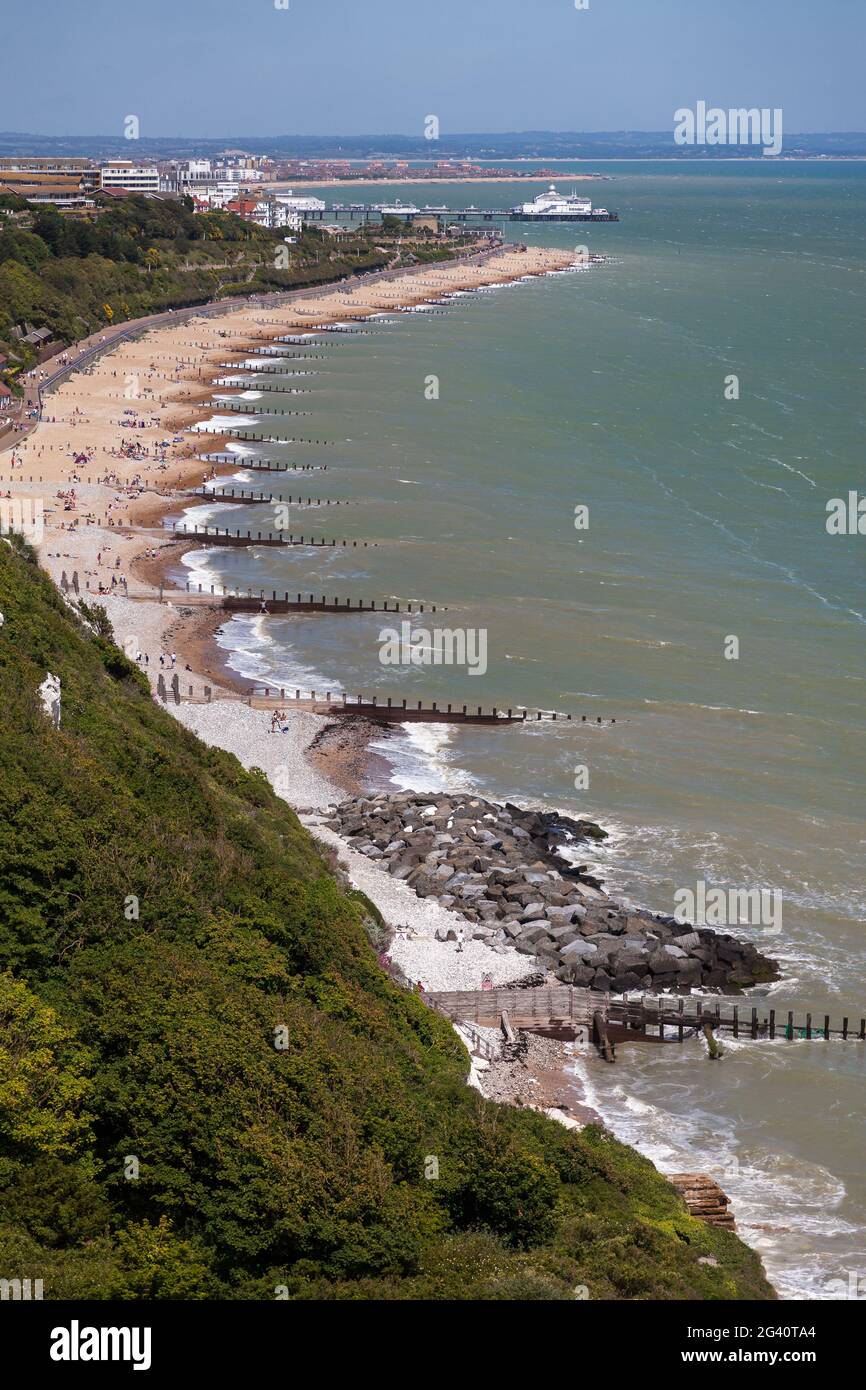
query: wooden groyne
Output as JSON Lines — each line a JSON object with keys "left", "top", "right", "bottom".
{"left": 249, "top": 688, "right": 611, "bottom": 724}
{"left": 201, "top": 452, "right": 325, "bottom": 472}
{"left": 251, "top": 692, "right": 526, "bottom": 725}
{"left": 214, "top": 379, "right": 312, "bottom": 392}
{"left": 186, "top": 487, "right": 347, "bottom": 505}
{"left": 217, "top": 362, "right": 320, "bottom": 375}
{"left": 167, "top": 523, "right": 373, "bottom": 548}
{"left": 229, "top": 595, "right": 442, "bottom": 614}
{"left": 212, "top": 400, "right": 310, "bottom": 417}
{"left": 194, "top": 428, "right": 331, "bottom": 445}
{"left": 426, "top": 985, "right": 866, "bottom": 1055}
{"left": 249, "top": 350, "right": 331, "bottom": 360}
{"left": 287, "top": 327, "right": 379, "bottom": 336}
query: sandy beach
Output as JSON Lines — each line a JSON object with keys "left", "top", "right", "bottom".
{"left": 259, "top": 174, "right": 598, "bottom": 189}
{"left": 2, "top": 242, "right": 570, "bottom": 697}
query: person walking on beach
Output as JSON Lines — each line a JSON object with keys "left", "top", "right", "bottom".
{"left": 456, "top": 926, "right": 465, "bottom": 953}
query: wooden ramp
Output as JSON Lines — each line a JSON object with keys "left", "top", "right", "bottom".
{"left": 428, "top": 985, "right": 610, "bottom": 1030}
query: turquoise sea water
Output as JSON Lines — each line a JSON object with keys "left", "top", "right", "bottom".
{"left": 177, "top": 164, "right": 866, "bottom": 1296}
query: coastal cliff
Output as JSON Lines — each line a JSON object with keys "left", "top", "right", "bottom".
{"left": 0, "top": 538, "right": 774, "bottom": 1300}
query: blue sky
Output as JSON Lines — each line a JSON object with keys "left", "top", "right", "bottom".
{"left": 4, "top": 0, "right": 864, "bottom": 137}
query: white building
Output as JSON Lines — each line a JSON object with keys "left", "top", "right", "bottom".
{"left": 100, "top": 162, "right": 161, "bottom": 193}
{"left": 213, "top": 166, "right": 264, "bottom": 183}
{"left": 188, "top": 182, "right": 249, "bottom": 208}
{"left": 252, "top": 199, "right": 302, "bottom": 231}
{"left": 181, "top": 159, "right": 212, "bottom": 183}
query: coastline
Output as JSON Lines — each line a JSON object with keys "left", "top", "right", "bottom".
{"left": 6, "top": 232, "right": 610, "bottom": 1133}
{"left": 258, "top": 174, "right": 599, "bottom": 188}
{"left": 5, "top": 235, "right": 779, "bottom": 1284}
{"left": 11, "top": 239, "right": 570, "bottom": 701}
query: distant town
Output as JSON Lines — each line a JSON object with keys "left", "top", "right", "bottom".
{"left": 0, "top": 152, "right": 586, "bottom": 232}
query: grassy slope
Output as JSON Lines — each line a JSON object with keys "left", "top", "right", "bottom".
{"left": 0, "top": 540, "right": 774, "bottom": 1300}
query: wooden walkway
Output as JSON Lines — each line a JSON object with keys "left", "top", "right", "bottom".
{"left": 427, "top": 985, "right": 866, "bottom": 1059}
{"left": 429, "top": 986, "right": 611, "bottom": 1029}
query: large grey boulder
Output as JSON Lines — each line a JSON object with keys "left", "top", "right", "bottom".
{"left": 560, "top": 939, "right": 599, "bottom": 960}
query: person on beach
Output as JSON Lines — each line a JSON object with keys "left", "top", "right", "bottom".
{"left": 456, "top": 927, "right": 465, "bottom": 953}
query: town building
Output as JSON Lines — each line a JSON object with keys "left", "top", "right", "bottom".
{"left": 99, "top": 162, "right": 161, "bottom": 192}
{"left": 0, "top": 171, "right": 94, "bottom": 209}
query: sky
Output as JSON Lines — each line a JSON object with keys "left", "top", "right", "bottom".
{"left": 4, "top": 0, "right": 865, "bottom": 138}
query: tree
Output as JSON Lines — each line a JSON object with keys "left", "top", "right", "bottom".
{"left": 0, "top": 971, "right": 93, "bottom": 1167}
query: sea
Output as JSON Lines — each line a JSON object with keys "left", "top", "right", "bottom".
{"left": 172, "top": 162, "right": 866, "bottom": 1299}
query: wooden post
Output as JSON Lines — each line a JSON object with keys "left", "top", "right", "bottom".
{"left": 824, "top": 1015, "right": 830, "bottom": 1041}
{"left": 769, "top": 1009, "right": 775, "bottom": 1039}
{"left": 593, "top": 1010, "right": 615, "bottom": 1063}
{"left": 787, "top": 1010, "right": 794, "bottom": 1040}
{"left": 806, "top": 1013, "right": 812, "bottom": 1040}
{"left": 703, "top": 1022, "right": 722, "bottom": 1060}
{"left": 733, "top": 1006, "right": 739, "bottom": 1039}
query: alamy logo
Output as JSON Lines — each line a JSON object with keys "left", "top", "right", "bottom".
{"left": 824, "top": 1270, "right": 866, "bottom": 1300}
{"left": 50, "top": 1320, "right": 152, "bottom": 1371}
{"left": 0, "top": 497, "right": 44, "bottom": 545}
{"left": 0, "top": 1277, "right": 43, "bottom": 1300}
{"left": 674, "top": 101, "right": 783, "bottom": 156}
{"left": 826, "top": 492, "right": 866, "bottom": 535}
{"left": 674, "top": 881, "right": 782, "bottom": 935}
{"left": 378, "top": 620, "right": 488, "bottom": 676}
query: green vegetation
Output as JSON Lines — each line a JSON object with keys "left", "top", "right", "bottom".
{"left": 0, "top": 538, "right": 774, "bottom": 1300}
{"left": 0, "top": 193, "right": 462, "bottom": 382}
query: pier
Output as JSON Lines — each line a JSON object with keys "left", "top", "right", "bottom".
{"left": 298, "top": 207, "right": 620, "bottom": 226}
